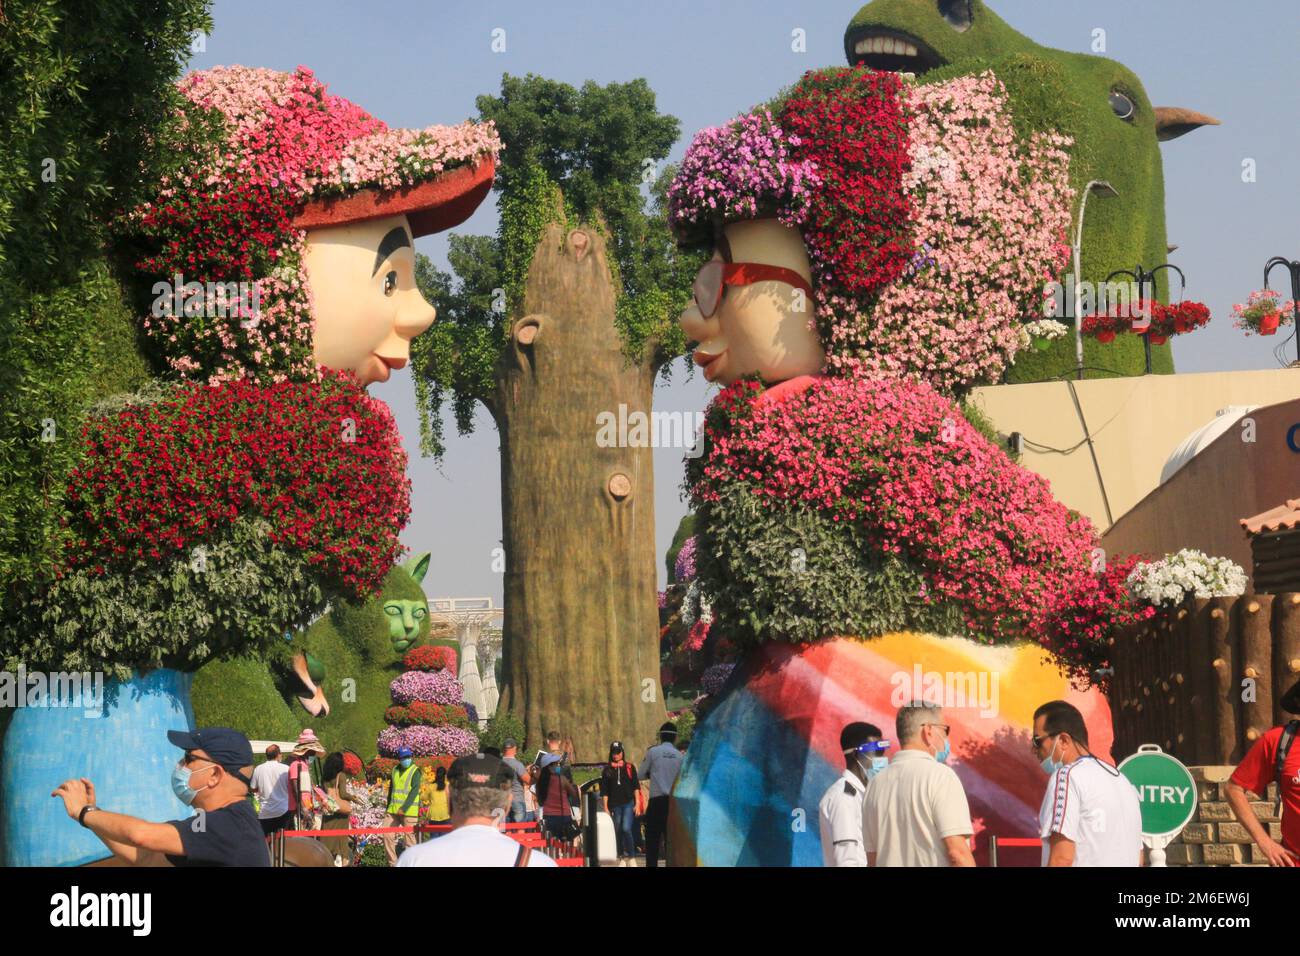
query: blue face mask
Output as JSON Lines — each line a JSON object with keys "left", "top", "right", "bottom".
{"left": 935, "top": 737, "right": 952, "bottom": 764}
{"left": 171, "top": 763, "right": 202, "bottom": 805}
{"left": 1040, "top": 738, "right": 1062, "bottom": 775}
{"left": 868, "top": 756, "right": 888, "bottom": 779}
{"left": 400, "top": 758, "right": 413, "bottom": 769}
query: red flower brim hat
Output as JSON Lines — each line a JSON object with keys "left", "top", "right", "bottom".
{"left": 293, "top": 158, "right": 496, "bottom": 237}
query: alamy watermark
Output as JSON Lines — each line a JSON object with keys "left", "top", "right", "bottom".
{"left": 889, "top": 663, "right": 1000, "bottom": 719}
{"left": 151, "top": 273, "right": 262, "bottom": 328}
{"left": 0, "top": 665, "right": 104, "bottom": 718}
{"left": 595, "top": 404, "right": 705, "bottom": 458}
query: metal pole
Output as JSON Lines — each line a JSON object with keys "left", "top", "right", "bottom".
{"left": 1073, "top": 194, "right": 1088, "bottom": 381}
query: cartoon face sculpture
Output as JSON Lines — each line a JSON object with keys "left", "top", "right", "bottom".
{"left": 383, "top": 596, "right": 429, "bottom": 653}
{"left": 678, "top": 219, "right": 825, "bottom": 386}
{"left": 304, "top": 214, "right": 437, "bottom": 386}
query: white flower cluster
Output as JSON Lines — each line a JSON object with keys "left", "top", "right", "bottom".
{"left": 1024, "top": 319, "right": 1070, "bottom": 341}
{"left": 680, "top": 580, "right": 714, "bottom": 628}
{"left": 1126, "top": 549, "right": 1248, "bottom": 607}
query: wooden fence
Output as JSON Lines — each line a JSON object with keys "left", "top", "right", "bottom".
{"left": 1108, "top": 593, "right": 1300, "bottom": 765}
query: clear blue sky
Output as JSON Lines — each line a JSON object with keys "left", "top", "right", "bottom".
{"left": 195, "top": 0, "right": 1300, "bottom": 603}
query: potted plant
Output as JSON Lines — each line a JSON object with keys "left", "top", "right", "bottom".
{"left": 1233, "top": 289, "right": 1296, "bottom": 337}
{"left": 1146, "top": 300, "right": 1211, "bottom": 345}
{"left": 1022, "top": 319, "right": 1070, "bottom": 351}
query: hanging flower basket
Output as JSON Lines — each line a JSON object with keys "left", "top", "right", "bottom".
{"left": 1233, "top": 290, "right": 1297, "bottom": 337}
{"left": 1096, "top": 330, "right": 1115, "bottom": 344}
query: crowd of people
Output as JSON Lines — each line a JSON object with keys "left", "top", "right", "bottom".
{"left": 45, "top": 689, "right": 1296, "bottom": 867}
{"left": 819, "top": 697, "right": 1299, "bottom": 867}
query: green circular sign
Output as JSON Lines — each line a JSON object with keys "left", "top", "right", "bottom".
{"left": 1117, "top": 745, "right": 1198, "bottom": 838}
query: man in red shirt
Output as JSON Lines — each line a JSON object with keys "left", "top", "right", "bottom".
{"left": 1224, "top": 680, "right": 1300, "bottom": 867}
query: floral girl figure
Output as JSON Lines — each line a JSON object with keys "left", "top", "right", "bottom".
{"left": 0, "top": 66, "right": 499, "bottom": 868}
{"left": 666, "top": 66, "right": 1144, "bottom": 669}
{"left": 126, "top": 65, "right": 501, "bottom": 387}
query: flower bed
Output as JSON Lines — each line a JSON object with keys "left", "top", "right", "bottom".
{"left": 383, "top": 702, "right": 472, "bottom": 728}
{"left": 401, "top": 645, "right": 456, "bottom": 672}
{"left": 389, "top": 668, "right": 464, "bottom": 706}
{"left": 376, "top": 724, "right": 480, "bottom": 758}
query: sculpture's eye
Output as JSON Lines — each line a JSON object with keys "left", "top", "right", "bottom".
{"left": 938, "top": 0, "right": 973, "bottom": 32}
{"left": 383, "top": 270, "right": 398, "bottom": 296}
{"left": 384, "top": 605, "right": 401, "bottom": 616}
{"left": 1110, "top": 90, "right": 1136, "bottom": 122}
{"left": 414, "top": 607, "right": 427, "bottom": 620}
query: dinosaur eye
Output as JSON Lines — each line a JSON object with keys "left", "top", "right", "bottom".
{"left": 1110, "top": 91, "right": 1136, "bottom": 122}
{"left": 938, "top": 0, "right": 973, "bottom": 32}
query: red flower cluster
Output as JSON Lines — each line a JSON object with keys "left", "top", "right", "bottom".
{"left": 136, "top": 178, "right": 294, "bottom": 282}
{"left": 1043, "top": 553, "right": 1155, "bottom": 686}
{"left": 383, "top": 702, "right": 471, "bottom": 727}
{"left": 1083, "top": 300, "right": 1211, "bottom": 345}
{"left": 341, "top": 751, "right": 365, "bottom": 778}
{"left": 401, "top": 645, "right": 456, "bottom": 672}
{"left": 62, "top": 370, "right": 410, "bottom": 599}
{"left": 780, "top": 67, "right": 914, "bottom": 300}
{"left": 1147, "top": 300, "right": 1211, "bottom": 343}
{"left": 690, "top": 375, "right": 1111, "bottom": 649}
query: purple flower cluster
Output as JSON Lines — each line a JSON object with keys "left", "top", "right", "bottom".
{"left": 377, "top": 724, "right": 480, "bottom": 758}
{"left": 390, "top": 668, "right": 463, "bottom": 706}
{"left": 700, "top": 662, "right": 735, "bottom": 697}
{"left": 674, "top": 535, "right": 699, "bottom": 583}
{"left": 667, "top": 110, "right": 819, "bottom": 240}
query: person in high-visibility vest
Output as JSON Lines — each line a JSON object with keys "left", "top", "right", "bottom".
{"left": 384, "top": 747, "right": 423, "bottom": 866}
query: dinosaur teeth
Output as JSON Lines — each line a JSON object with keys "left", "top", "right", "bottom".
{"left": 854, "top": 35, "right": 920, "bottom": 57}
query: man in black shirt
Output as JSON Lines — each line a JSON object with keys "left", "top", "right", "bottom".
{"left": 52, "top": 726, "right": 270, "bottom": 866}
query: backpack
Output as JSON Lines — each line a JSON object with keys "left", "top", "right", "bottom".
{"left": 1276, "top": 719, "right": 1299, "bottom": 816}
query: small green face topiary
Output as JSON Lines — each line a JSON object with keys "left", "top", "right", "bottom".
{"left": 382, "top": 553, "right": 432, "bottom": 653}
{"left": 844, "top": 0, "right": 1220, "bottom": 383}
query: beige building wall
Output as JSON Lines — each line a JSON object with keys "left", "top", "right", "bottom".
{"left": 968, "top": 369, "right": 1300, "bottom": 531}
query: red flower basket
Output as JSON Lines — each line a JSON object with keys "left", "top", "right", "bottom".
{"left": 1095, "top": 330, "right": 1115, "bottom": 344}
{"left": 1260, "top": 312, "right": 1280, "bottom": 336}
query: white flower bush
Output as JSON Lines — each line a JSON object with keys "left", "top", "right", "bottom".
{"left": 1024, "top": 319, "right": 1070, "bottom": 341}
{"left": 680, "top": 579, "right": 714, "bottom": 629}
{"left": 1125, "top": 549, "right": 1247, "bottom": 607}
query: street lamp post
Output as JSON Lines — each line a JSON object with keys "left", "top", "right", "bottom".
{"left": 1073, "top": 180, "right": 1119, "bottom": 381}
{"left": 1104, "top": 262, "right": 1185, "bottom": 374}
{"left": 1263, "top": 257, "right": 1300, "bottom": 366}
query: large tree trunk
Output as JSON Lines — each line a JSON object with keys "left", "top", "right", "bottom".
{"left": 494, "top": 222, "right": 666, "bottom": 761}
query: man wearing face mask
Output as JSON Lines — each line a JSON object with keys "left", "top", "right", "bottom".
{"left": 384, "top": 746, "right": 423, "bottom": 866}
{"left": 818, "top": 722, "right": 888, "bottom": 867}
{"left": 862, "top": 702, "right": 975, "bottom": 867}
{"left": 1033, "top": 700, "right": 1143, "bottom": 867}
{"left": 51, "top": 726, "right": 268, "bottom": 866}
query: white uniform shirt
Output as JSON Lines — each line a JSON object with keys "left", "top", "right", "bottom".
{"left": 1039, "top": 756, "right": 1143, "bottom": 867}
{"left": 818, "top": 770, "right": 868, "bottom": 867}
{"left": 396, "top": 824, "right": 558, "bottom": 867}
{"left": 862, "top": 749, "right": 973, "bottom": 867}
{"left": 250, "top": 760, "right": 290, "bottom": 818}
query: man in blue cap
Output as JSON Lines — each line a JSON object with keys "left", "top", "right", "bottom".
{"left": 51, "top": 726, "right": 269, "bottom": 866}
{"left": 384, "top": 745, "right": 423, "bottom": 865}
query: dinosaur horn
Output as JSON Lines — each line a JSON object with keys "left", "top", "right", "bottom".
{"left": 1154, "top": 106, "right": 1221, "bottom": 142}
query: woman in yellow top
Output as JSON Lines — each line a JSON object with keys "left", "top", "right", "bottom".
{"left": 425, "top": 766, "right": 451, "bottom": 824}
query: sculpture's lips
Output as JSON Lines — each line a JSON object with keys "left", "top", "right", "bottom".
{"left": 693, "top": 340, "right": 727, "bottom": 381}
{"left": 846, "top": 27, "right": 946, "bottom": 75}
{"left": 371, "top": 353, "right": 407, "bottom": 383}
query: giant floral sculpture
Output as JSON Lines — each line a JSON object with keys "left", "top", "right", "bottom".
{"left": 0, "top": 66, "right": 498, "bottom": 866}
{"left": 663, "top": 66, "right": 1151, "bottom": 866}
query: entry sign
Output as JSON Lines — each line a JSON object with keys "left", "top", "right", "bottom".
{"left": 1117, "top": 744, "right": 1198, "bottom": 838}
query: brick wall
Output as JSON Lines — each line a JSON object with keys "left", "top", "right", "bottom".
{"left": 1165, "top": 767, "right": 1282, "bottom": 866}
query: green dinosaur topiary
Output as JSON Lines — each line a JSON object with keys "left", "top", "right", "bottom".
{"left": 844, "top": 0, "right": 1220, "bottom": 383}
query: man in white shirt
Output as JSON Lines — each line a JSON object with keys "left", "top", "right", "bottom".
{"left": 640, "top": 721, "right": 684, "bottom": 868}
{"left": 1034, "top": 700, "right": 1144, "bottom": 867}
{"left": 397, "top": 753, "right": 557, "bottom": 867}
{"left": 250, "top": 744, "right": 292, "bottom": 835}
{"left": 863, "top": 702, "right": 975, "bottom": 867}
{"left": 818, "top": 722, "right": 888, "bottom": 867}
